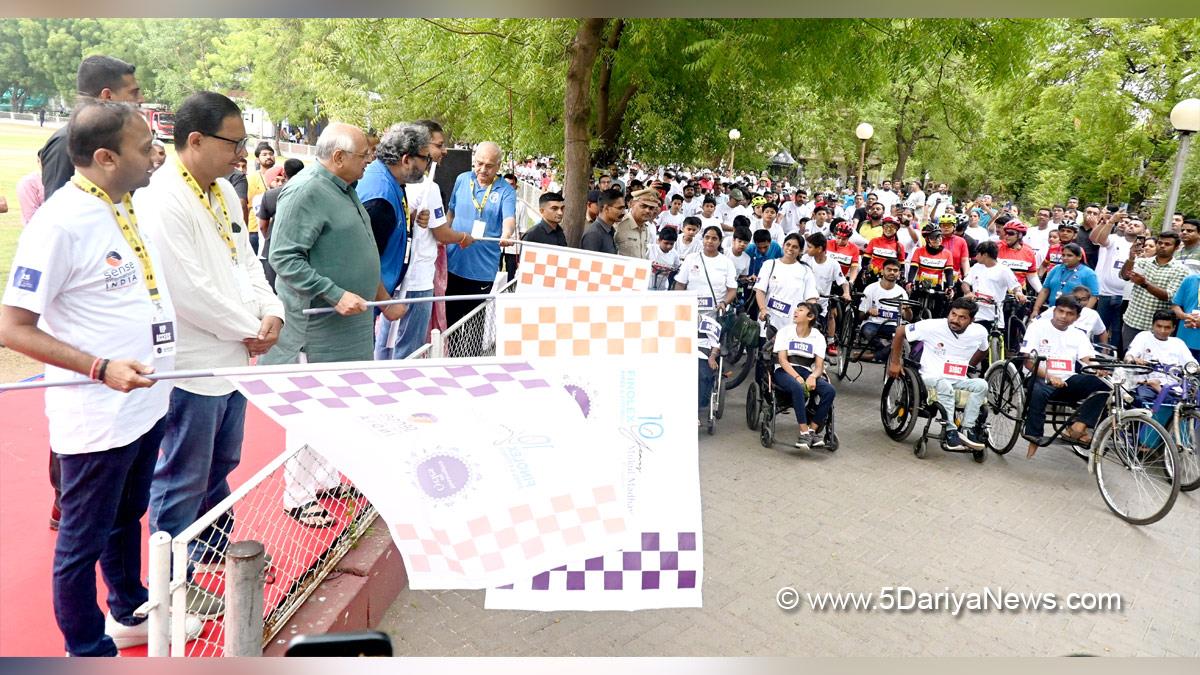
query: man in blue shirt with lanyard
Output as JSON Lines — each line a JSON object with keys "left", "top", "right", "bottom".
{"left": 444, "top": 141, "right": 517, "bottom": 351}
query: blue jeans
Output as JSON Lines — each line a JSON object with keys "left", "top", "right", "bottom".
{"left": 773, "top": 366, "right": 836, "bottom": 425}
{"left": 698, "top": 357, "right": 717, "bottom": 411}
{"left": 54, "top": 417, "right": 165, "bottom": 656}
{"left": 149, "top": 388, "right": 246, "bottom": 569}
{"left": 375, "top": 288, "right": 434, "bottom": 360}
{"left": 1024, "top": 374, "right": 1110, "bottom": 437}
{"left": 1096, "top": 295, "right": 1124, "bottom": 354}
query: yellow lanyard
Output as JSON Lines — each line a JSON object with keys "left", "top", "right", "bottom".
{"left": 71, "top": 174, "right": 162, "bottom": 305}
{"left": 176, "top": 160, "right": 238, "bottom": 265}
{"left": 470, "top": 177, "right": 494, "bottom": 216}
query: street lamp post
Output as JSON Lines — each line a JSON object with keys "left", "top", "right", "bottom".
{"left": 855, "top": 123, "right": 874, "bottom": 195}
{"left": 1162, "top": 98, "right": 1200, "bottom": 233}
{"left": 728, "top": 128, "right": 741, "bottom": 173}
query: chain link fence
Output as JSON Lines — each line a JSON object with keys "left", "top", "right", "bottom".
{"left": 163, "top": 275, "right": 518, "bottom": 656}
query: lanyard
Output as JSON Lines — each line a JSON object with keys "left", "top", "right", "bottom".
{"left": 176, "top": 160, "right": 238, "bottom": 265}
{"left": 470, "top": 177, "right": 494, "bottom": 215}
{"left": 71, "top": 174, "right": 162, "bottom": 305}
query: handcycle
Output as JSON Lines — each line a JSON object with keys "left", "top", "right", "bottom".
{"left": 833, "top": 291, "right": 909, "bottom": 382}
{"left": 1138, "top": 361, "right": 1200, "bottom": 492}
{"left": 744, "top": 322, "right": 839, "bottom": 452}
{"left": 877, "top": 298, "right": 990, "bottom": 463}
{"left": 984, "top": 353, "right": 1182, "bottom": 525}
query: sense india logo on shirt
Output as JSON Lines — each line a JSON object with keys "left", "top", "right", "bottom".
{"left": 101, "top": 251, "right": 139, "bottom": 291}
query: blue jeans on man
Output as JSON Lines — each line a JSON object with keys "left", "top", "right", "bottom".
{"left": 149, "top": 388, "right": 246, "bottom": 570}
{"left": 54, "top": 418, "right": 165, "bottom": 656}
{"left": 374, "top": 289, "right": 435, "bottom": 360}
{"left": 1023, "top": 374, "right": 1110, "bottom": 438}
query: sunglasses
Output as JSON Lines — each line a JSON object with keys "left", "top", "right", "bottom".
{"left": 1004, "top": 230, "right": 1020, "bottom": 236}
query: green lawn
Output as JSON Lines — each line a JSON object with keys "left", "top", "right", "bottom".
{"left": 0, "top": 122, "right": 54, "bottom": 284}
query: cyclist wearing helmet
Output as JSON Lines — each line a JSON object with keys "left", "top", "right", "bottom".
{"left": 938, "top": 213, "right": 971, "bottom": 281}
{"left": 996, "top": 219, "right": 1043, "bottom": 294}
{"left": 827, "top": 219, "right": 862, "bottom": 288}
{"left": 863, "top": 216, "right": 907, "bottom": 283}
{"left": 908, "top": 224, "right": 957, "bottom": 317}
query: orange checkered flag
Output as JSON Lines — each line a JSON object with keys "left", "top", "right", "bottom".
{"left": 517, "top": 245, "right": 652, "bottom": 293}
{"left": 497, "top": 292, "right": 695, "bottom": 359}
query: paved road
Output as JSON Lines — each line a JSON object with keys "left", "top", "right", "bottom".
{"left": 378, "top": 362, "right": 1200, "bottom": 656}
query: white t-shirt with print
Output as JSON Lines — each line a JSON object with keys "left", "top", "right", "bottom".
{"left": 1021, "top": 316, "right": 1097, "bottom": 379}
{"left": 964, "top": 263, "right": 1020, "bottom": 323}
{"left": 675, "top": 251, "right": 737, "bottom": 311}
{"left": 773, "top": 324, "right": 827, "bottom": 372}
{"left": 1095, "top": 236, "right": 1133, "bottom": 298}
{"left": 801, "top": 254, "right": 847, "bottom": 312}
{"left": 402, "top": 171, "right": 449, "bottom": 292}
{"left": 1125, "top": 332, "right": 1197, "bottom": 386}
{"left": 753, "top": 259, "right": 819, "bottom": 331}
{"left": 859, "top": 281, "right": 908, "bottom": 325}
{"left": 2, "top": 183, "right": 176, "bottom": 455}
{"left": 905, "top": 318, "right": 987, "bottom": 381}
{"left": 1034, "top": 306, "right": 1106, "bottom": 340}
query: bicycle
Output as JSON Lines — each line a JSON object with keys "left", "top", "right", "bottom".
{"left": 718, "top": 279, "right": 760, "bottom": 391}
{"left": 1153, "top": 361, "right": 1200, "bottom": 492}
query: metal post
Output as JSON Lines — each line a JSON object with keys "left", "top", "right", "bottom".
{"left": 1161, "top": 132, "right": 1193, "bottom": 233}
{"left": 431, "top": 328, "right": 444, "bottom": 359}
{"left": 223, "top": 540, "right": 266, "bottom": 657}
{"left": 146, "top": 531, "right": 171, "bottom": 657}
{"left": 856, "top": 139, "right": 867, "bottom": 194}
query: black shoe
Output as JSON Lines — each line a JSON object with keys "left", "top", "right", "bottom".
{"left": 944, "top": 429, "right": 965, "bottom": 451}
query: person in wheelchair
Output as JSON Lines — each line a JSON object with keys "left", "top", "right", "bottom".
{"left": 1125, "top": 310, "right": 1198, "bottom": 419}
{"left": 905, "top": 224, "right": 958, "bottom": 318}
{"left": 754, "top": 233, "right": 819, "bottom": 336}
{"left": 1020, "top": 295, "right": 1111, "bottom": 458}
{"left": 963, "top": 240, "right": 1026, "bottom": 334}
{"left": 853, "top": 258, "right": 908, "bottom": 363}
{"left": 886, "top": 297, "right": 989, "bottom": 450}
{"left": 772, "top": 302, "right": 837, "bottom": 450}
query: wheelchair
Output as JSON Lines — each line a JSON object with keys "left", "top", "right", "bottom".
{"left": 878, "top": 340, "right": 990, "bottom": 464}
{"left": 701, "top": 309, "right": 727, "bottom": 436}
{"left": 833, "top": 291, "right": 906, "bottom": 383}
{"left": 983, "top": 351, "right": 1183, "bottom": 525}
{"left": 744, "top": 323, "right": 839, "bottom": 451}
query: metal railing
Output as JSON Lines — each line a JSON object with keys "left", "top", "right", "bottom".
{"left": 0, "top": 111, "right": 68, "bottom": 126}
{"left": 159, "top": 276, "right": 518, "bottom": 656}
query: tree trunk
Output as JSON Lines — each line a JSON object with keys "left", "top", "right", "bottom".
{"left": 893, "top": 141, "right": 913, "bottom": 183}
{"left": 562, "top": 18, "right": 607, "bottom": 248}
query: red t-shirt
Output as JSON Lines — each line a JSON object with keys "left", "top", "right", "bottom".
{"left": 826, "top": 239, "right": 861, "bottom": 276}
{"left": 911, "top": 247, "right": 955, "bottom": 286}
{"left": 944, "top": 234, "right": 969, "bottom": 275}
{"left": 865, "top": 236, "right": 906, "bottom": 274}
{"left": 997, "top": 242, "right": 1039, "bottom": 287}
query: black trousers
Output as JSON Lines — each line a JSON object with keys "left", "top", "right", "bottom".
{"left": 445, "top": 272, "right": 494, "bottom": 356}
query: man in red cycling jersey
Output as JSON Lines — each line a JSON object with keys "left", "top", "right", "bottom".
{"left": 996, "top": 219, "right": 1043, "bottom": 295}
{"left": 937, "top": 213, "right": 971, "bottom": 280}
{"left": 864, "top": 217, "right": 906, "bottom": 282}
{"left": 827, "top": 219, "right": 861, "bottom": 287}
{"left": 908, "top": 224, "right": 956, "bottom": 316}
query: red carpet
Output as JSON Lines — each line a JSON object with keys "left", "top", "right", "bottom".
{"left": 0, "top": 388, "right": 285, "bottom": 656}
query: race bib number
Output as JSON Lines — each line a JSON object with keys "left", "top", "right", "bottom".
{"left": 152, "top": 320, "right": 176, "bottom": 358}
{"left": 699, "top": 317, "right": 720, "bottom": 340}
{"left": 697, "top": 296, "right": 715, "bottom": 309}
{"left": 788, "top": 340, "right": 815, "bottom": 355}
{"left": 767, "top": 297, "right": 791, "bottom": 315}
{"left": 975, "top": 292, "right": 995, "bottom": 305}
{"left": 1046, "top": 358, "right": 1074, "bottom": 379}
{"left": 879, "top": 307, "right": 900, "bottom": 321}
{"left": 942, "top": 361, "right": 968, "bottom": 380}
{"left": 471, "top": 219, "right": 487, "bottom": 239}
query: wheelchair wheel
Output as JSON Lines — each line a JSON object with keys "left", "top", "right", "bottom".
{"left": 1174, "top": 409, "right": 1199, "bottom": 492}
{"left": 825, "top": 430, "right": 839, "bottom": 452}
{"left": 724, "top": 342, "right": 755, "bottom": 390}
{"left": 881, "top": 368, "right": 919, "bottom": 442}
{"left": 745, "top": 381, "right": 760, "bottom": 430}
{"left": 913, "top": 437, "right": 928, "bottom": 459}
{"left": 707, "top": 416, "right": 717, "bottom": 436}
{"left": 760, "top": 416, "right": 774, "bottom": 448}
{"left": 985, "top": 362, "right": 1023, "bottom": 455}
{"left": 1093, "top": 414, "right": 1180, "bottom": 525}
{"left": 714, "top": 373, "right": 727, "bottom": 419}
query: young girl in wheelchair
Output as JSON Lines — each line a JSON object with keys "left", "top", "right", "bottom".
{"left": 772, "top": 302, "right": 837, "bottom": 450}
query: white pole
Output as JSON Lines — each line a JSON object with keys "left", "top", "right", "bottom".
{"left": 170, "top": 538, "right": 190, "bottom": 656}
{"left": 1162, "top": 132, "right": 1193, "bottom": 234}
{"left": 146, "top": 531, "right": 172, "bottom": 657}
{"left": 431, "top": 328, "right": 445, "bottom": 359}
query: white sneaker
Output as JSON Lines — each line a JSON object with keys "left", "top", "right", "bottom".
{"left": 105, "top": 612, "right": 203, "bottom": 649}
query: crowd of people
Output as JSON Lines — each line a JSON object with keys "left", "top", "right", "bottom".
{"left": 2, "top": 53, "right": 1199, "bottom": 657}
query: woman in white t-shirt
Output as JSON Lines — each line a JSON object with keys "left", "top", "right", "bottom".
{"left": 754, "top": 233, "right": 819, "bottom": 332}
{"left": 676, "top": 226, "right": 737, "bottom": 419}
{"left": 772, "top": 302, "right": 836, "bottom": 450}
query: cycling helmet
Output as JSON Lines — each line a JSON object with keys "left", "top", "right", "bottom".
{"left": 834, "top": 221, "right": 854, "bottom": 237}
{"left": 1058, "top": 220, "right": 1078, "bottom": 231}
{"left": 750, "top": 196, "right": 767, "bottom": 207}
{"left": 1003, "top": 220, "right": 1027, "bottom": 235}
{"left": 921, "top": 223, "right": 941, "bottom": 236}
{"left": 937, "top": 213, "right": 957, "bottom": 225}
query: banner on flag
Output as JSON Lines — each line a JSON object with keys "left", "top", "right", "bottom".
{"left": 517, "top": 246, "right": 651, "bottom": 293}
{"left": 486, "top": 292, "right": 703, "bottom": 611}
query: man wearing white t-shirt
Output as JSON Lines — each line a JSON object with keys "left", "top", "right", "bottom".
{"left": 0, "top": 101, "right": 201, "bottom": 655}
{"left": 1125, "top": 310, "right": 1199, "bottom": 427}
{"left": 857, "top": 258, "right": 909, "bottom": 362}
{"left": 1026, "top": 207, "right": 1054, "bottom": 263}
{"left": 887, "top": 298, "right": 990, "bottom": 450}
{"left": 924, "top": 183, "right": 952, "bottom": 223}
{"left": 1019, "top": 295, "right": 1110, "bottom": 458}
{"left": 962, "top": 241, "right": 1025, "bottom": 333}
{"left": 904, "top": 181, "right": 926, "bottom": 214}
{"left": 1089, "top": 210, "right": 1141, "bottom": 355}
{"left": 657, "top": 194, "right": 686, "bottom": 232}
{"left": 1033, "top": 285, "right": 1108, "bottom": 344}
{"left": 134, "top": 92, "right": 284, "bottom": 619}
{"left": 875, "top": 179, "right": 900, "bottom": 213}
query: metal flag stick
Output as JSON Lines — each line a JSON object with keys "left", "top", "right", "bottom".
{"left": 301, "top": 293, "right": 500, "bottom": 316}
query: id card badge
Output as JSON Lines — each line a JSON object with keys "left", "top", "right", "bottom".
{"left": 151, "top": 320, "right": 176, "bottom": 358}
{"left": 471, "top": 219, "right": 487, "bottom": 239}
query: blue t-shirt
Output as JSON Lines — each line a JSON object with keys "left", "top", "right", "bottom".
{"left": 1043, "top": 263, "right": 1100, "bottom": 304}
{"left": 1173, "top": 274, "right": 1200, "bottom": 350}
{"left": 973, "top": 207, "right": 992, "bottom": 231}
{"left": 446, "top": 172, "right": 517, "bottom": 282}
{"left": 748, "top": 242, "right": 783, "bottom": 277}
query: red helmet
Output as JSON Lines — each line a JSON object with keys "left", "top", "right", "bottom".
{"left": 834, "top": 221, "right": 854, "bottom": 238}
{"left": 1003, "top": 220, "right": 1027, "bottom": 235}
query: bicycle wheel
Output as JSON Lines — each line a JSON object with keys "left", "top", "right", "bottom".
{"left": 881, "top": 368, "right": 919, "bottom": 442}
{"left": 1093, "top": 414, "right": 1181, "bottom": 525}
{"left": 1174, "top": 409, "right": 1200, "bottom": 492}
{"left": 985, "top": 362, "right": 1023, "bottom": 455}
{"left": 715, "top": 374, "right": 727, "bottom": 419}
{"left": 987, "top": 334, "right": 1004, "bottom": 370}
{"left": 724, "top": 342, "right": 755, "bottom": 390}
{"left": 1006, "top": 315, "right": 1027, "bottom": 358}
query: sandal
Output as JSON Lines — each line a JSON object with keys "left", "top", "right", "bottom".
{"left": 1060, "top": 429, "right": 1093, "bottom": 446}
{"left": 285, "top": 502, "right": 336, "bottom": 528}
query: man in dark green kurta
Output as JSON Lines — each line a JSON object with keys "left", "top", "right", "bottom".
{"left": 263, "top": 123, "right": 402, "bottom": 365}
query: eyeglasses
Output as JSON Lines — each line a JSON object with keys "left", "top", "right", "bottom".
{"left": 413, "top": 153, "right": 433, "bottom": 165}
{"left": 1004, "top": 230, "right": 1020, "bottom": 236}
{"left": 206, "top": 133, "right": 248, "bottom": 154}
{"left": 343, "top": 149, "right": 373, "bottom": 161}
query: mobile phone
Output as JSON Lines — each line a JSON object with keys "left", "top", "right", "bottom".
{"left": 1106, "top": 204, "right": 1119, "bottom": 214}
